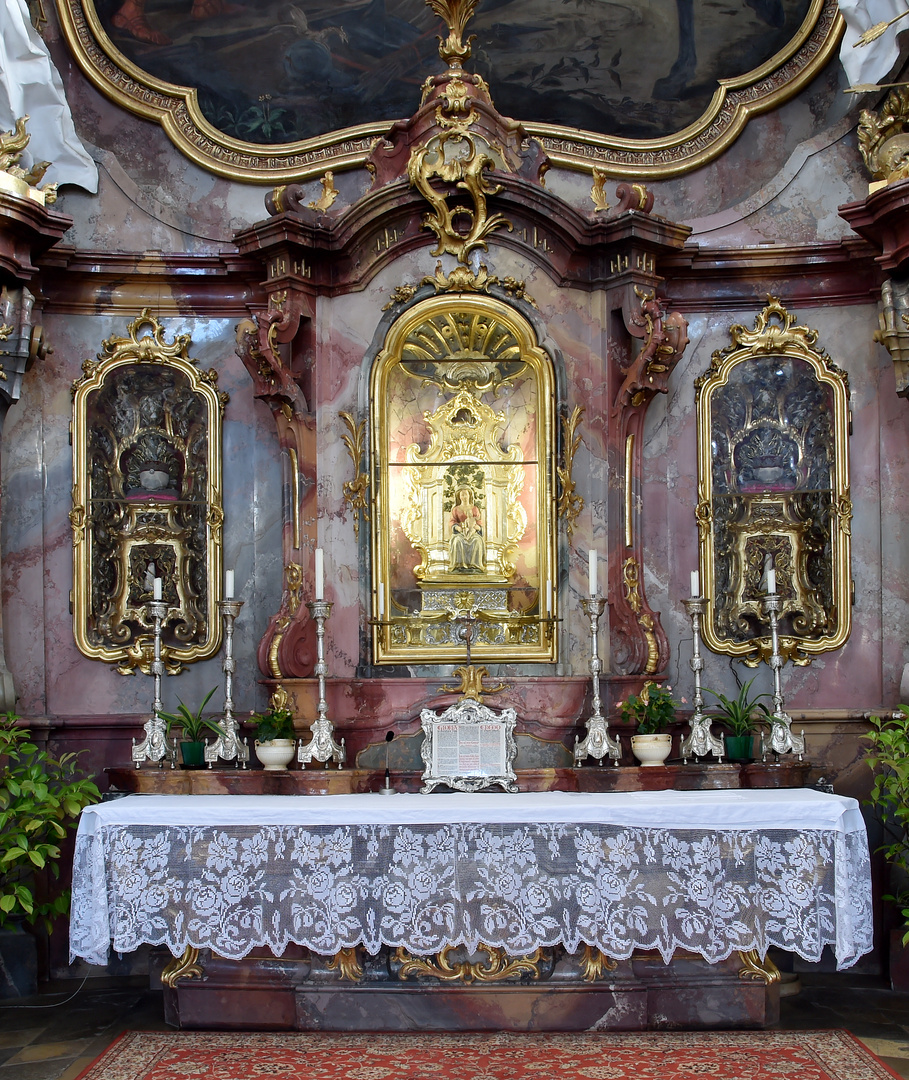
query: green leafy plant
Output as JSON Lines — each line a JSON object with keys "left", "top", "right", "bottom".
{"left": 865, "top": 706, "right": 909, "bottom": 943}
{"left": 703, "top": 677, "right": 771, "bottom": 736}
{"left": 157, "top": 687, "right": 224, "bottom": 743}
{"left": 0, "top": 713, "right": 100, "bottom": 931}
{"left": 618, "top": 681, "right": 679, "bottom": 735}
{"left": 249, "top": 707, "right": 295, "bottom": 743}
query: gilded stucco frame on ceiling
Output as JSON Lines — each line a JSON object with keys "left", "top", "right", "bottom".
{"left": 56, "top": 0, "right": 842, "bottom": 184}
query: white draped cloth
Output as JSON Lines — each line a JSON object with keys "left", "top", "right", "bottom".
{"left": 0, "top": 0, "right": 97, "bottom": 191}
{"left": 838, "top": 0, "right": 909, "bottom": 88}
{"left": 69, "top": 789, "right": 872, "bottom": 971}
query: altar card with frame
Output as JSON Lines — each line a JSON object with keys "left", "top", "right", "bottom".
{"left": 420, "top": 699, "right": 519, "bottom": 794}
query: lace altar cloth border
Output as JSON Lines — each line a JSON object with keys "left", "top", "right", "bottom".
{"left": 69, "top": 790, "right": 872, "bottom": 970}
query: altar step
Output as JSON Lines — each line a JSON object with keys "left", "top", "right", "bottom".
{"left": 155, "top": 947, "right": 780, "bottom": 1032}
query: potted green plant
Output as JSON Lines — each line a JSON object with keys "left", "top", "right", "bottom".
{"left": 0, "top": 713, "right": 100, "bottom": 996}
{"left": 249, "top": 706, "right": 296, "bottom": 771}
{"left": 703, "top": 677, "right": 771, "bottom": 762}
{"left": 157, "top": 687, "right": 224, "bottom": 768}
{"left": 619, "top": 681, "right": 679, "bottom": 766}
{"left": 864, "top": 705, "right": 909, "bottom": 989}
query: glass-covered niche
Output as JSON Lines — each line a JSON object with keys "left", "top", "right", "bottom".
{"left": 71, "top": 312, "right": 225, "bottom": 674}
{"left": 695, "top": 298, "right": 851, "bottom": 666}
{"left": 370, "top": 294, "right": 557, "bottom": 665}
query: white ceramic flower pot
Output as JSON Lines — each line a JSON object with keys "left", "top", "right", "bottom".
{"left": 630, "top": 733, "right": 672, "bottom": 767}
{"left": 255, "top": 738, "right": 296, "bottom": 771}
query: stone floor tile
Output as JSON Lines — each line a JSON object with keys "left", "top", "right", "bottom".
{"left": 5, "top": 1042, "right": 93, "bottom": 1066}
{"left": 0, "top": 1034, "right": 43, "bottom": 1052}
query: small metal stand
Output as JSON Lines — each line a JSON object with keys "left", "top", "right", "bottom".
{"left": 131, "top": 600, "right": 176, "bottom": 768}
{"left": 762, "top": 589, "right": 806, "bottom": 757}
{"left": 205, "top": 599, "right": 250, "bottom": 768}
{"left": 297, "top": 600, "right": 346, "bottom": 768}
{"left": 680, "top": 593, "right": 724, "bottom": 761}
{"left": 573, "top": 595, "right": 621, "bottom": 766}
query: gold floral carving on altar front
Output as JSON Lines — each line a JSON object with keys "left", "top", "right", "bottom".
{"left": 395, "top": 944, "right": 545, "bottom": 983}
{"left": 371, "top": 293, "right": 556, "bottom": 665}
{"left": 71, "top": 311, "right": 226, "bottom": 675}
{"left": 327, "top": 947, "right": 364, "bottom": 982}
{"left": 161, "top": 945, "right": 202, "bottom": 987}
{"left": 557, "top": 405, "right": 584, "bottom": 536}
{"left": 695, "top": 298, "right": 852, "bottom": 666}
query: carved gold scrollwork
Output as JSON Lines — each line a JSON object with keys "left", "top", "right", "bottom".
{"left": 308, "top": 171, "right": 339, "bottom": 212}
{"left": 440, "top": 664, "right": 508, "bottom": 703}
{"left": 327, "top": 946, "right": 364, "bottom": 982}
{"left": 339, "top": 412, "right": 369, "bottom": 539}
{"left": 0, "top": 116, "right": 56, "bottom": 204}
{"left": 579, "top": 945, "right": 618, "bottom": 982}
{"left": 858, "top": 88, "right": 909, "bottom": 184}
{"left": 426, "top": 0, "right": 479, "bottom": 69}
{"left": 591, "top": 167, "right": 610, "bottom": 213}
{"left": 161, "top": 945, "right": 202, "bottom": 987}
{"left": 395, "top": 944, "right": 545, "bottom": 983}
{"left": 738, "top": 949, "right": 781, "bottom": 984}
{"left": 557, "top": 405, "right": 585, "bottom": 536}
{"left": 622, "top": 557, "right": 660, "bottom": 674}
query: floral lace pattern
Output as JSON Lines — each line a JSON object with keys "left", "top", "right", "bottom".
{"left": 70, "top": 821, "right": 871, "bottom": 969}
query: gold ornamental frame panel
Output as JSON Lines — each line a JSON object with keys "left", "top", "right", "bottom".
{"left": 55, "top": 0, "right": 841, "bottom": 183}
{"left": 695, "top": 298, "right": 851, "bottom": 667}
{"left": 71, "top": 311, "right": 226, "bottom": 675}
{"left": 371, "top": 293, "right": 556, "bottom": 665}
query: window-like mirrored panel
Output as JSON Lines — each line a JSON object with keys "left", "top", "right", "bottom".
{"left": 370, "top": 295, "right": 557, "bottom": 665}
{"left": 71, "top": 312, "right": 226, "bottom": 674}
{"left": 695, "top": 298, "right": 851, "bottom": 666}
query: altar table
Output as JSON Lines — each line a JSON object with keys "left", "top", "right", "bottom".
{"left": 70, "top": 788, "right": 871, "bottom": 972}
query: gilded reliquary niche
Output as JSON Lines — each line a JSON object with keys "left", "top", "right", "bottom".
{"left": 71, "top": 312, "right": 225, "bottom": 674}
{"left": 696, "top": 298, "right": 851, "bottom": 666}
{"left": 371, "top": 295, "right": 556, "bottom": 664}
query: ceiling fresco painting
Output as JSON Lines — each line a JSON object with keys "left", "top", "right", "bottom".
{"left": 58, "top": 0, "right": 842, "bottom": 180}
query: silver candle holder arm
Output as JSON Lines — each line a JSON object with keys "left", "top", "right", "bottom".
{"left": 574, "top": 595, "right": 621, "bottom": 766}
{"left": 680, "top": 593, "right": 724, "bottom": 761}
{"left": 131, "top": 599, "right": 176, "bottom": 768}
{"left": 297, "top": 599, "right": 346, "bottom": 768}
{"left": 205, "top": 599, "right": 250, "bottom": 768}
{"left": 762, "top": 589, "right": 806, "bottom": 757}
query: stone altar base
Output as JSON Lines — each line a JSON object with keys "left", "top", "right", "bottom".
{"left": 154, "top": 946, "right": 779, "bottom": 1032}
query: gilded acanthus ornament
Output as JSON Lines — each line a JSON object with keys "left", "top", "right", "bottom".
{"left": 557, "top": 405, "right": 585, "bottom": 536}
{"left": 425, "top": 0, "right": 479, "bottom": 69}
{"left": 339, "top": 411, "right": 369, "bottom": 539}
{"left": 857, "top": 89, "right": 909, "bottom": 184}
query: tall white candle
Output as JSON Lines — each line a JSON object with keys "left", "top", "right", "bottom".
{"left": 547, "top": 580, "right": 553, "bottom": 613}
{"left": 225, "top": 570, "right": 234, "bottom": 599}
{"left": 377, "top": 584, "right": 384, "bottom": 618}
{"left": 767, "top": 567, "right": 776, "bottom": 594}
{"left": 153, "top": 577, "right": 162, "bottom": 601}
{"left": 588, "top": 551, "right": 597, "bottom": 597}
{"left": 690, "top": 570, "right": 699, "bottom": 597}
{"left": 315, "top": 548, "right": 324, "bottom": 600}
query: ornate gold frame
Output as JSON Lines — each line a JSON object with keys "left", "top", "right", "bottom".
{"left": 695, "top": 298, "right": 851, "bottom": 666}
{"left": 71, "top": 311, "right": 225, "bottom": 674}
{"left": 370, "top": 292, "right": 556, "bottom": 665}
{"left": 55, "top": 0, "right": 841, "bottom": 183}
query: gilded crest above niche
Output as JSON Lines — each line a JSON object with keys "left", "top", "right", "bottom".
{"left": 695, "top": 298, "right": 852, "bottom": 667}
{"left": 371, "top": 294, "right": 556, "bottom": 665}
{"left": 57, "top": 0, "right": 840, "bottom": 182}
{"left": 71, "top": 311, "right": 226, "bottom": 675}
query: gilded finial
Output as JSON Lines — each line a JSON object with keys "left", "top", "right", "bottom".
{"left": 425, "top": 0, "right": 479, "bottom": 68}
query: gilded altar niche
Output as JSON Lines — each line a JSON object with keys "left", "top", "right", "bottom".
{"left": 371, "top": 294, "right": 556, "bottom": 665}
{"left": 71, "top": 312, "right": 225, "bottom": 675}
{"left": 695, "top": 299, "right": 851, "bottom": 666}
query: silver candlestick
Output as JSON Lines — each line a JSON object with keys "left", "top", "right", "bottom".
{"left": 762, "top": 589, "right": 805, "bottom": 756}
{"left": 680, "top": 593, "right": 724, "bottom": 761}
{"left": 205, "top": 599, "right": 250, "bottom": 768}
{"left": 297, "top": 599, "right": 346, "bottom": 768}
{"left": 574, "top": 595, "right": 621, "bottom": 766}
{"left": 132, "top": 599, "right": 176, "bottom": 768}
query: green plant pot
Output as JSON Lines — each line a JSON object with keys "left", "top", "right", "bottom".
{"left": 180, "top": 740, "right": 206, "bottom": 769}
{"left": 724, "top": 734, "right": 754, "bottom": 762}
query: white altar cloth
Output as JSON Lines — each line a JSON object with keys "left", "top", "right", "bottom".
{"left": 69, "top": 789, "right": 872, "bottom": 970}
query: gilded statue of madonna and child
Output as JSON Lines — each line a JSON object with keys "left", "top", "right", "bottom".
{"left": 448, "top": 486, "right": 486, "bottom": 573}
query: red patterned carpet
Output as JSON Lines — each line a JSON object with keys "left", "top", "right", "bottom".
{"left": 76, "top": 1030, "right": 898, "bottom": 1080}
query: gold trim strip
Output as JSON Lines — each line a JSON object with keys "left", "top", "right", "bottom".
{"left": 625, "top": 433, "right": 634, "bottom": 548}
{"left": 289, "top": 447, "right": 300, "bottom": 551}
